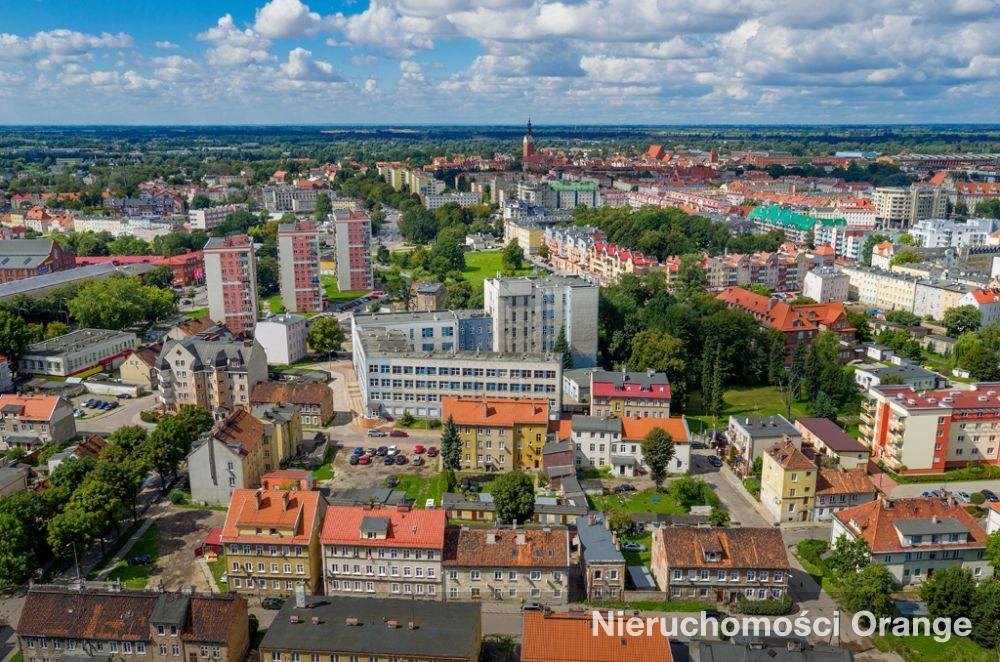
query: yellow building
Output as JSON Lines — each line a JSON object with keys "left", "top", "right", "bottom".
{"left": 760, "top": 438, "right": 816, "bottom": 524}
{"left": 253, "top": 403, "right": 303, "bottom": 465}
{"left": 442, "top": 396, "right": 549, "bottom": 471}
{"left": 221, "top": 482, "right": 327, "bottom": 597}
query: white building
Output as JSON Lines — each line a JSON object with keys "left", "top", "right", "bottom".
{"left": 188, "top": 204, "right": 248, "bottom": 232}
{"left": 17, "top": 329, "right": 138, "bottom": 377}
{"left": 802, "top": 267, "right": 849, "bottom": 303}
{"left": 569, "top": 415, "right": 690, "bottom": 477}
{"left": 872, "top": 186, "right": 946, "bottom": 227}
{"left": 483, "top": 276, "right": 599, "bottom": 368}
{"left": 424, "top": 192, "right": 481, "bottom": 210}
{"left": 351, "top": 310, "right": 493, "bottom": 352}
{"left": 254, "top": 314, "right": 308, "bottom": 365}
{"left": 958, "top": 288, "right": 1000, "bottom": 326}
{"left": 910, "top": 218, "right": 1000, "bottom": 249}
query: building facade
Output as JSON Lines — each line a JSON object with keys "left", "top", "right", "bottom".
{"left": 254, "top": 314, "right": 308, "bottom": 365}
{"left": 155, "top": 337, "right": 268, "bottom": 413}
{"left": 17, "top": 328, "right": 137, "bottom": 377}
{"left": 204, "top": 235, "right": 259, "bottom": 335}
{"left": 589, "top": 370, "right": 671, "bottom": 418}
{"left": 575, "top": 515, "right": 626, "bottom": 601}
{"left": 332, "top": 209, "right": 373, "bottom": 292}
{"left": 0, "top": 394, "right": 76, "bottom": 450}
{"left": 0, "top": 239, "right": 75, "bottom": 283}
{"left": 570, "top": 415, "right": 691, "bottom": 477}
{"left": 188, "top": 409, "right": 270, "bottom": 506}
{"left": 277, "top": 220, "right": 324, "bottom": 313}
{"left": 251, "top": 380, "right": 333, "bottom": 428}
{"left": 441, "top": 396, "right": 550, "bottom": 471}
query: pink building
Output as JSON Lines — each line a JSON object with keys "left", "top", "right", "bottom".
{"left": 277, "top": 220, "right": 325, "bottom": 313}
{"left": 332, "top": 210, "right": 373, "bottom": 291}
{"left": 204, "top": 235, "right": 258, "bottom": 335}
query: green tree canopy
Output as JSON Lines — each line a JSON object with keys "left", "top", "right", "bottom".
{"left": 490, "top": 471, "right": 535, "bottom": 524}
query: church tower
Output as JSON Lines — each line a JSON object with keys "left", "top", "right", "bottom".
{"left": 522, "top": 118, "right": 536, "bottom": 160}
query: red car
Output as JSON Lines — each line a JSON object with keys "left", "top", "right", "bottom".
{"left": 390, "top": 429, "right": 409, "bottom": 437}
{"left": 426, "top": 447, "right": 439, "bottom": 457}
{"left": 357, "top": 455, "right": 371, "bottom": 465}
{"left": 413, "top": 445, "right": 426, "bottom": 454}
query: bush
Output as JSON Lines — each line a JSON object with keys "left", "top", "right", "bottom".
{"left": 736, "top": 593, "right": 794, "bottom": 615}
{"left": 139, "top": 409, "right": 163, "bottom": 424}
{"left": 796, "top": 539, "right": 829, "bottom": 568}
{"left": 168, "top": 490, "right": 188, "bottom": 505}
{"left": 428, "top": 419, "right": 442, "bottom": 429}
{"left": 972, "top": 492, "right": 986, "bottom": 505}
{"left": 400, "top": 411, "right": 416, "bottom": 427}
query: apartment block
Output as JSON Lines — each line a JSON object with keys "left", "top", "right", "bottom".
{"left": 254, "top": 314, "right": 308, "bottom": 365}
{"left": 575, "top": 514, "right": 626, "bottom": 601}
{"left": 332, "top": 209, "right": 373, "bottom": 292}
{"left": 0, "top": 394, "right": 76, "bottom": 450}
{"left": 277, "top": 220, "right": 324, "bottom": 313}
{"left": 17, "top": 328, "right": 138, "bottom": 377}
{"left": 590, "top": 369, "right": 671, "bottom": 418}
{"left": 262, "top": 185, "right": 322, "bottom": 213}
{"left": 188, "top": 409, "right": 270, "bottom": 506}
{"left": 155, "top": 337, "right": 267, "bottom": 413}
{"left": 221, "top": 485, "right": 327, "bottom": 596}
{"left": 425, "top": 191, "right": 481, "bottom": 209}
{"left": 353, "top": 327, "right": 562, "bottom": 420}
{"left": 570, "top": 415, "right": 691, "bottom": 477}
{"left": 441, "top": 396, "right": 549, "bottom": 471}
{"left": 802, "top": 267, "right": 849, "bottom": 303}
{"left": 188, "top": 204, "right": 247, "bottom": 232}
{"left": 204, "top": 235, "right": 259, "bottom": 335}
{"left": 862, "top": 384, "right": 1000, "bottom": 473}
{"left": 650, "top": 527, "right": 790, "bottom": 604}
{"left": 872, "top": 186, "right": 946, "bottom": 227}
{"left": 320, "top": 504, "right": 446, "bottom": 600}
{"left": 442, "top": 526, "right": 570, "bottom": 604}
{"left": 484, "top": 275, "right": 599, "bottom": 367}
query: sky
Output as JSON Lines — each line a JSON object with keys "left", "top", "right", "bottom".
{"left": 0, "top": 0, "right": 997, "bottom": 125}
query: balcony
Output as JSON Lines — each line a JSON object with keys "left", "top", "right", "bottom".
{"left": 859, "top": 412, "right": 874, "bottom": 426}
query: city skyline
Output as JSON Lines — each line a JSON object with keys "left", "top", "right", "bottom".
{"left": 0, "top": 0, "right": 997, "bottom": 125}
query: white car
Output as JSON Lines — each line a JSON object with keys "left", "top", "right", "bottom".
{"left": 387, "top": 446, "right": 399, "bottom": 456}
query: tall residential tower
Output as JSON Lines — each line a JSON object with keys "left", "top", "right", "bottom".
{"left": 204, "top": 234, "right": 258, "bottom": 334}
{"left": 277, "top": 220, "right": 325, "bottom": 313}
{"left": 332, "top": 209, "right": 373, "bottom": 292}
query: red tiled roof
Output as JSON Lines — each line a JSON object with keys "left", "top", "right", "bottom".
{"left": 816, "top": 467, "right": 876, "bottom": 496}
{"left": 252, "top": 381, "right": 333, "bottom": 407}
{"left": 321, "top": 505, "right": 445, "bottom": 549}
{"left": 619, "top": 417, "right": 689, "bottom": 443}
{"left": 834, "top": 497, "right": 987, "bottom": 553}
{"left": 765, "top": 439, "right": 815, "bottom": 470}
{"left": 443, "top": 527, "right": 569, "bottom": 568}
{"left": 521, "top": 611, "right": 672, "bottom": 662}
{"left": 591, "top": 379, "right": 671, "bottom": 400}
{"left": 221, "top": 489, "right": 323, "bottom": 545}
{"left": 0, "top": 394, "right": 63, "bottom": 421}
{"left": 442, "top": 396, "right": 548, "bottom": 427}
{"left": 211, "top": 408, "right": 264, "bottom": 455}
{"left": 716, "top": 287, "right": 851, "bottom": 334}
{"left": 970, "top": 289, "right": 1000, "bottom": 305}
{"left": 653, "top": 527, "right": 789, "bottom": 570}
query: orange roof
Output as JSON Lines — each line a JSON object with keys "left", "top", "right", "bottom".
{"left": 834, "top": 497, "right": 987, "bottom": 554}
{"left": 211, "top": 408, "right": 264, "bottom": 456}
{"left": 814, "top": 243, "right": 836, "bottom": 256}
{"left": 0, "top": 394, "right": 63, "bottom": 421}
{"left": 320, "top": 505, "right": 445, "bottom": 549}
{"left": 549, "top": 416, "right": 573, "bottom": 441}
{"left": 816, "top": 467, "right": 876, "bottom": 496}
{"left": 970, "top": 288, "right": 1000, "bottom": 305}
{"left": 221, "top": 489, "right": 323, "bottom": 545}
{"left": 619, "top": 417, "right": 689, "bottom": 443}
{"left": 521, "top": 611, "right": 672, "bottom": 662}
{"left": 927, "top": 172, "right": 949, "bottom": 187}
{"left": 765, "top": 438, "right": 814, "bottom": 470}
{"left": 442, "top": 396, "right": 549, "bottom": 427}
{"left": 716, "top": 287, "right": 851, "bottom": 334}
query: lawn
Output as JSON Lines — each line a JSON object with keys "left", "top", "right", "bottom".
{"left": 208, "top": 557, "right": 229, "bottom": 594}
{"left": 880, "top": 462, "right": 1000, "bottom": 484}
{"left": 586, "top": 599, "right": 713, "bottom": 613}
{"left": 394, "top": 419, "right": 439, "bottom": 430}
{"left": 875, "top": 633, "right": 995, "bottom": 662}
{"left": 86, "top": 518, "right": 147, "bottom": 578}
{"left": 186, "top": 308, "right": 210, "bottom": 318}
{"left": 620, "top": 532, "right": 653, "bottom": 566}
{"left": 312, "top": 446, "right": 337, "bottom": 481}
{"left": 588, "top": 489, "right": 686, "bottom": 515}
{"left": 398, "top": 471, "right": 452, "bottom": 507}
{"left": 105, "top": 523, "right": 160, "bottom": 588}
{"left": 687, "top": 387, "right": 808, "bottom": 432}
{"left": 462, "top": 250, "right": 533, "bottom": 290}
{"left": 266, "top": 294, "right": 286, "bottom": 314}
{"left": 321, "top": 275, "right": 368, "bottom": 304}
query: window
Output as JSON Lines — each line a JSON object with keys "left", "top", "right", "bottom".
{"left": 172, "top": 645, "right": 180, "bottom": 657}
{"left": 530, "top": 570, "right": 541, "bottom": 581}
{"left": 471, "top": 570, "right": 481, "bottom": 581}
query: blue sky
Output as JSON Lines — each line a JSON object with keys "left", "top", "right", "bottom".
{"left": 0, "top": 0, "right": 997, "bottom": 124}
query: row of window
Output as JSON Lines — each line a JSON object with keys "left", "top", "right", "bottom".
{"left": 231, "top": 577, "right": 299, "bottom": 590}
{"left": 458, "top": 569, "right": 560, "bottom": 582}
{"left": 328, "top": 564, "right": 435, "bottom": 579}
{"left": 672, "top": 587, "right": 785, "bottom": 600}
{"left": 326, "top": 546, "right": 436, "bottom": 560}
{"left": 368, "top": 379, "right": 557, "bottom": 393}
{"left": 671, "top": 569, "right": 785, "bottom": 583}
{"left": 230, "top": 544, "right": 305, "bottom": 556}
{"left": 328, "top": 580, "right": 437, "bottom": 596}
{"left": 24, "top": 640, "right": 214, "bottom": 657}
{"left": 233, "top": 561, "right": 306, "bottom": 574}
{"left": 271, "top": 652, "right": 412, "bottom": 662}
{"left": 374, "top": 365, "right": 556, "bottom": 379}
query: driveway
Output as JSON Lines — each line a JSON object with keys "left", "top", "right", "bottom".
{"left": 74, "top": 392, "right": 159, "bottom": 434}
{"left": 890, "top": 479, "right": 1000, "bottom": 498}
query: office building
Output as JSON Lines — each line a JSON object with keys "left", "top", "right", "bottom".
{"left": 352, "top": 309, "right": 493, "bottom": 352}
{"left": 484, "top": 276, "right": 599, "bottom": 367}
{"left": 204, "top": 235, "right": 258, "bottom": 335}
{"left": 17, "top": 328, "right": 137, "bottom": 377}
{"left": 277, "top": 220, "right": 324, "bottom": 313}
{"left": 332, "top": 209, "right": 373, "bottom": 292}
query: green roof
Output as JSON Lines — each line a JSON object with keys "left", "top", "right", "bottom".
{"left": 549, "top": 181, "right": 598, "bottom": 191}
{"left": 748, "top": 204, "right": 846, "bottom": 231}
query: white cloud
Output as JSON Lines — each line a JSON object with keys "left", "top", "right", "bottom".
{"left": 155, "top": 40, "right": 179, "bottom": 49}
{"left": 280, "top": 47, "right": 344, "bottom": 81}
{"left": 254, "top": 0, "right": 327, "bottom": 39}
{"left": 198, "top": 14, "right": 273, "bottom": 66}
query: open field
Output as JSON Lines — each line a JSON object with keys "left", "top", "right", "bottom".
{"left": 321, "top": 276, "right": 368, "bottom": 304}
{"left": 462, "top": 251, "right": 533, "bottom": 290}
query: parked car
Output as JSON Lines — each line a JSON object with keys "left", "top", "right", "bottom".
{"left": 366, "top": 447, "right": 378, "bottom": 456}
{"left": 129, "top": 554, "right": 153, "bottom": 565}
{"left": 956, "top": 491, "right": 972, "bottom": 504}
{"left": 383, "top": 456, "right": 395, "bottom": 466}
{"left": 349, "top": 455, "right": 359, "bottom": 466}
{"left": 413, "top": 445, "right": 426, "bottom": 454}
{"left": 921, "top": 491, "right": 934, "bottom": 497}
{"left": 358, "top": 455, "right": 371, "bottom": 465}
{"left": 982, "top": 489, "right": 999, "bottom": 502}
{"left": 411, "top": 456, "right": 424, "bottom": 466}
{"left": 261, "top": 597, "right": 284, "bottom": 610}
{"left": 521, "top": 603, "right": 546, "bottom": 612}
{"left": 389, "top": 430, "right": 408, "bottom": 437}
{"left": 691, "top": 441, "right": 707, "bottom": 450}
{"left": 376, "top": 446, "right": 389, "bottom": 456}
{"left": 394, "top": 455, "right": 408, "bottom": 465}
{"left": 613, "top": 484, "right": 636, "bottom": 494}
{"left": 707, "top": 456, "right": 723, "bottom": 468}
{"left": 931, "top": 489, "right": 947, "bottom": 498}
{"left": 368, "top": 429, "right": 388, "bottom": 438}
{"left": 387, "top": 446, "right": 399, "bottom": 456}
{"left": 352, "top": 447, "right": 365, "bottom": 456}
{"left": 621, "top": 542, "right": 647, "bottom": 552}
{"left": 116, "top": 393, "right": 132, "bottom": 399}
{"left": 426, "top": 447, "right": 439, "bottom": 457}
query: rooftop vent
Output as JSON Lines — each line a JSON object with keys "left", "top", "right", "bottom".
{"left": 345, "top": 617, "right": 359, "bottom": 626}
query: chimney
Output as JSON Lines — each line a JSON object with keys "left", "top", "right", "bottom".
{"left": 408, "top": 621, "right": 417, "bottom": 630}
{"left": 387, "top": 620, "right": 399, "bottom": 629}
{"left": 254, "top": 489, "right": 263, "bottom": 509}
{"left": 294, "top": 583, "right": 306, "bottom": 609}
{"left": 516, "top": 533, "right": 526, "bottom": 545}
{"left": 932, "top": 514, "right": 939, "bottom": 524}
{"left": 310, "top": 616, "right": 320, "bottom": 625}
{"left": 345, "top": 617, "right": 359, "bottom": 626}
{"left": 289, "top": 615, "right": 299, "bottom": 624}
{"left": 486, "top": 531, "right": 497, "bottom": 544}
{"left": 282, "top": 491, "right": 291, "bottom": 511}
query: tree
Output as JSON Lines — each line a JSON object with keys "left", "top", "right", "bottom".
{"left": 67, "top": 276, "right": 176, "bottom": 329}
{"left": 626, "top": 330, "right": 686, "bottom": 408}
{"left": 44, "top": 321, "right": 70, "bottom": 340}
{"left": 943, "top": 305, "right": 981, "bottom": 337}
{"left": 537, "top": 243, "right": 549, "bottom": 260}
{"left": 860, "top": 233, "right": 889, "bottom": 266}
{"left": 107, "top": 235, "right": 151, "bottom": 256}
{"left": 142, "top": 414, "right": 194, "bottom": 488}
{"left": 885, "top": 309, "right": 921, "bottom": 326}
{"left": 256, "top": 256, "right": 280, "bottom": 296}
{"left": 143, "top": 265, "right": 175, "bottom": 290}
{"left": 176, "top": 405, "right": 215, "bottom": 439}
{"left": 674, "top": 254, "right": 707, "bottom": 301}
{"left": 709, "top": 507, "right": 731, "bottom": 527}
{"left": 985, "top": 529, "right": 1000, "bottom": 569}
{"left": 808, "top": 391, "right": 839, "bottom": 422}
{"left": 897, "top": 233, "right": 916, "bottom": 246}
{"left": 490, "top": 471, "right": 535, "bottom": 524}
{"left": 313, "top": 192, "right": 332, "bottom": 220}
{"left": 0, "top": 513, "right": 33, "bottom": 588}
{"left": 307, "top": 316, "right": 345, "bottom": 358}
{"left": 641, "top": 428, "right": 676, "bottom": 490}
{"left": 841, "top": 563, "right": 896, "bottom": 619}
{"left": 552, "top": 326, "right": 572, "bottom": 369}
{"left": 971, "top": 580, "right": 1000, "bottom": 647}
{"left": 766, "top": 332, "right": 787, "bottom": 386}
{"left": 919, "top": 566, "right": 975, "bottom": 620}
{"left": 190, "top": 194, "right": 212, "bottom": 209}
{"left": 606, "top": 509, "right": 633, "bottom": 536}
{"left": 501, "top": 239, "right": 524, "bottom": 275}
{"left": 828, "top": 534, "right": 870, "bottom": 577}
{"left": 440, "top": 415, "right": 462, "bottom": 471}
{"left": 0, "top": 310, "right": 33, "bottom": 362}
{"left": 47, "top": 507, "right": 99, "bottom": 559}
{"left": 845, "top": 310, "right": 873, "bottom": 342}
{"left": 962, "top": 345, "right": 1000, "bottom": 381}
{"left": 376, "top": 245, "right": 390, "bottom": 264}
{"left": 50, "top": 457, "right": 97, "bottom": 493}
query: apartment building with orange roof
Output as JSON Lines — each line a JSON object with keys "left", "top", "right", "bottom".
{"left": 569, "top": 414, "right": 691, "bottom": 477}
{"left": 442, "top": 396, "right": 550, "bottom": 471}
{"left": 320, "top": 504, "right": 446, "bottom": 600}
{"left": 0, "top": 394, "right": 76, "bottom": 450}
{"left": 221, "top": 487, "right": 326, "bottom": 597}
{"left": 521, "top": 610, "right": 672, "bottom": 662}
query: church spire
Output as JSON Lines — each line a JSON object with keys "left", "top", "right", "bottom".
{"left": 526, "top": 117, "right": 533, "bottom": 136}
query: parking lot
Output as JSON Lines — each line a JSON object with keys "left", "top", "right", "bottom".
{"left": 72, "top": 391, "right": 159, "bottom": 433}
{"left": 326, "top": 432, "right": 442, "bottom": 491}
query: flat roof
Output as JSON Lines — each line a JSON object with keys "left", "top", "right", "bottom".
{"left": 23, "top": 328, "right": 136, "bottom": 356}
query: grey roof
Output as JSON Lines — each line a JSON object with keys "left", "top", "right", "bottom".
{"left": 252, "top": 403, "right": 299, "bottom": 424}
{"left": 326, "top": 488, "right": 410, "bottom": 507}
{"left": 794, "top": 418, "right": 867, "bottom": 453}
{"left": 0, "top": 239, "right": 56, "bottom": 269}
{"left": 23, "top": 329, "right": 136, "bottom": 357}
{"left": 729, "top": 414, "right": 800, "bottom": 439}
{"left": 158, "top": 337, "right": 259, "bottom": 372}
{"left": 894, "top": 517, "right": 969, "bottom": 537}
{"left": 0, "top": 466, "right": 27, "bottom": 490}
{"left": 357, "top": 327, "right": 557, "bottom": 362}
{"left": 694, "top": 638, "right": 852, "bottom": 662}
{"left": 574, "top": 515, "right": 625, "bottom": 564}
{"left": 150, "top": 593, "right": 190, "bottom": 626}
{"left": 855, "top": 362, "right": 944, "bottom": 381}
{"left": 542, "top": 440, "right": 572, "bottom": 456}
{"left": 562, "top": 368, "right": 596, "bottom": 384}
{"left": 628, "top": 565, "right": 656, "bottom": 590}
{"left": 571, "top": 415, "right": 621, "bottom": 434}
{"left": 359, "top": 516, "right": 389, "bottom": 535}
{"left": 591, "top": 369, "right": 671, "bottom": 389}
{"left": 415, "top": 282, "right": 444, "bottom": 295}
{"left": 259, "top": 313, "right": 306, "bottom": 326}
{"left": 610, "top": 455, "right": 638, "bottom": 466}
{"left": 0, "top": 263, "right": 153, "bottom": 300}
{"left": 260, "top": 596, "right": 481, "bottom": 659}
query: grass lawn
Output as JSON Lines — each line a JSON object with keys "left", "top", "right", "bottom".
{"left": 313, "top": 446, "right": 337, "bottom": 481}
{"left": 208, "top": 557, "right": 229, "bottom": 594}
{"left": 394, "top": 419, "right": 439, "bottom": 430}
{"left": 743, "top": 477, "right": 761, "bottom": 501}
{"left": 620, "top": 532, "right": 653, "bottom": 566}
{"left": 186, "top": 308, "right": 209, "bottom": 318}
{"left": 321, "top": 275, "right": 368, "bottom": 304}
{"left": 462, "top": 250, "right": 532, "bottom": 290}
{"left": 86, "top": 518, "right": 147, "bottom": 578}
{"left": 266, "top": 294, "right": 286, "bottom": 314}
{"left": 106, "top": 523, "right": 160, "bottom": 588}
{"left": 398, "top": 471, "right": 452, "bottom": 507}
{"left": 875, "top": 633, "right": 995, "bottom": 662}
{"left": 880, "top": 462, "right": 1000, "bottom": 484}
{"left": 589, "top": 489, "right": 686, "bottom": 515}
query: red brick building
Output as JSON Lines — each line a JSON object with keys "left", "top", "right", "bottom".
{"left": 204, "top": 235, "right": 258, "bottom": 335}
{"left": 0, "top": 239, "right": 75, "bottom": 283}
